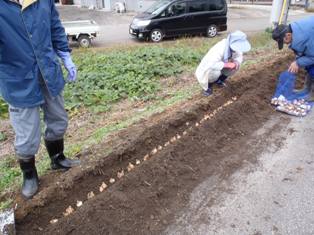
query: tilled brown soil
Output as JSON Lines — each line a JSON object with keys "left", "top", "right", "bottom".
{"left": 15, "top": 53, "right": 295, "bottom": 234}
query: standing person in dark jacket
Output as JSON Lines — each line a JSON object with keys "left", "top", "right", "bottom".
{"left": 272, "top": 16, "right": 314, "bottom": 101}
{"left": 0, "top": 0, "right": 80, "bottom": 198}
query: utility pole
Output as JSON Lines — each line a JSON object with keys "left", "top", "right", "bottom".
{"left": 270, "top": 0, "right": 291, "bottom": 27}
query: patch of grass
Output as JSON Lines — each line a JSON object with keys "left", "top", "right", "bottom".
{"left": 0, "top": 98, "right": 8, "bottom": 118}
{"left": 0, "top": 199, "right": 13, "bottom": 211}
{"left": 0, "top": 132, "right": 6, "bottom": 142}
{"left": 265, "top": 27, "right": 273, "bottom": 34}
{"left": 249, "top": 31, "right": 273, "bottom": 50}
{"left": 85, "top": 83, "right": 199, "bottom": 147}
{"left": 0, "top": 157, "right": 21, "bottom": 196}
{"left": 35, "top": 154, "right": 51, "bottom": 176}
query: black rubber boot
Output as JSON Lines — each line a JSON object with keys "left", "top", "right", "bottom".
{"left": 19, "top": 157, "right": 39, "bottom": 199}
{"left": 44, "top": 139, "right": 80, "bottom": 170}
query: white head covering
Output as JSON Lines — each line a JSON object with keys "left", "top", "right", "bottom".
{"left": 223, "top": 31, "right": 251, "bottom": 62}
{"left": 229, "top": 31, "right": 251, "bottom": 52}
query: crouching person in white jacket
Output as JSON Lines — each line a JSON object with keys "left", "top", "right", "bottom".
{"left": 195, "top": 31, "right": 251, "bottom": 96}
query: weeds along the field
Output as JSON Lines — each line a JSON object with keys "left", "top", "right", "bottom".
{"left": 0, "top": 32, "right": 273, "bottom": 209}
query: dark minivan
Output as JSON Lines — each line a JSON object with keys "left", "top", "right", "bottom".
{"left": 129, "top": 0, "right": 227, "bottom": 42}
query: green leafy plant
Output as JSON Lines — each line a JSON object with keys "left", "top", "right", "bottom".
{"left": 65, "top": 45, "right": 203, "bottom": 113}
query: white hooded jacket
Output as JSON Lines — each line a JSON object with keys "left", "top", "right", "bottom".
{"left": 195, "top": 38, "right": 243, "bottom": 90}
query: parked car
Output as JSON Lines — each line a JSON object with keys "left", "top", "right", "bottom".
{"left": 129, "top": 0, "right": 227, "bottom": 42}
{"left": 62, "top": 20, "right": 100, "bottom": 48}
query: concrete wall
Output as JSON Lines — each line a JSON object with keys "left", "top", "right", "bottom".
{"left": 75, "top": 0, "right": 97, "bottom": 8}
{"left": 73, "top": 0, "right": 156, "bottom": 11}
{"left": 73, "top": 0, "right": 81, "bottom": 5}
{"left": 136, "top": 0, "right": 156, "bottom": 11}
{"left": 306, "top": 0, "right": 314, "bottom": 10}
{"left": 112, "top": 0, "right": 156, "bottom": 11}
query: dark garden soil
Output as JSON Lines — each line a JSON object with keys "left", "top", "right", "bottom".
{"left": 15, "top": 52, "right": 297, "bottom": 234}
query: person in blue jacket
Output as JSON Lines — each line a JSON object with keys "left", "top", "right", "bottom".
{"left": 0, "top": 0, "right": 80, "bottom": 198}
{"left": 272, "top": 16, "right": 314, "bottom": 100}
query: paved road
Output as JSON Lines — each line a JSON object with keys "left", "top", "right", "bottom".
{"left": 165, "top": 111, "right": 314, "bottom": 235}
{"left": 58, "top": 5, "right": 312, "bottom": 47}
